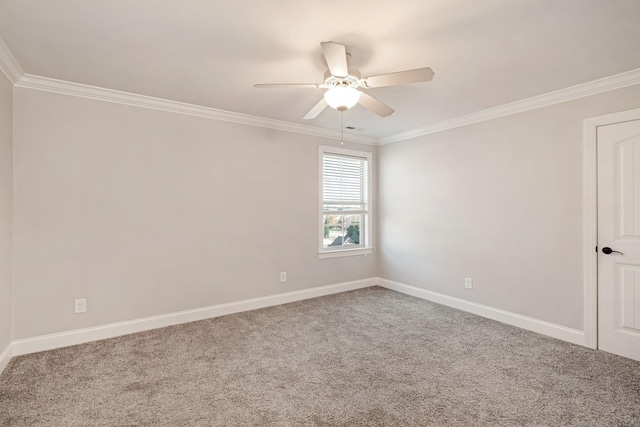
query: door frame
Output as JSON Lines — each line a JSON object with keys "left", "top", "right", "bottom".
{"left": 583, "top": 107, "right": 640, "bottom": 349}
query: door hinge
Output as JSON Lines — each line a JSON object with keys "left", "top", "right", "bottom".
{"left": 595, "top": 246, "right": 598, "bottom": 253}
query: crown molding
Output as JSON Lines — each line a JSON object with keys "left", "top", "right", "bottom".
{"left": 15, "top": 74, "right": 378, "bottom": 145}
{"left": 0, "top": 39, "right": 24, "bottom": 84}
{"left": 379, "top": 68, "right": 640, "bottom": 145}
{"left": 8, "top": 62, "right": 640, "bottom": 147}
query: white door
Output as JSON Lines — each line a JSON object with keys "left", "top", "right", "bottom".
{"left": 597, "top": 118, "right": 640, "bottom": 361}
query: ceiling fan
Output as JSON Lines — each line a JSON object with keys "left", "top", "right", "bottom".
{"left": 254, "top": 41, "right": 435, "bottom": 119}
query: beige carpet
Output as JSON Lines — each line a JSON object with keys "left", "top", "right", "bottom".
{"left": 0, "top": 286, "right": 639, "bottom": 426}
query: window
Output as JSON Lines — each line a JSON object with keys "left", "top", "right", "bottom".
{"left": 319, "top": 146, "right": 372, "bottom": 259}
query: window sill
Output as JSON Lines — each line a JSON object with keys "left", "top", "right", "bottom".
{"left": 318, "top": 248, "right": 373, "bottom": 259}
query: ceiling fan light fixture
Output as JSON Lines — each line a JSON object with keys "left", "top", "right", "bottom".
{"left": 324, "top": 86, "right": 361, "bottom": 111}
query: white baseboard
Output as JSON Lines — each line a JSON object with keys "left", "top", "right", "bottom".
{"left": 0, "top": 342, "right": 12, "bottom": 376}
{"left": 376, "top": 278, "right": 586, "bottom": 346}
{"left": 11, "top": 278, "right": 376, "bottom": 357}
{"left": 4, "top": 277, "right": 586, "bottom": 366}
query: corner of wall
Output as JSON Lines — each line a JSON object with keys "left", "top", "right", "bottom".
{"left": 0, "top": 343, "right": 12, "bottom": 376}
{"left": 0, "top": 63, "right": 15, "bottom": 377}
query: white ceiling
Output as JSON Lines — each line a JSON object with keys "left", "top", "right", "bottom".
{"left": 1, "top": 0, "right": 639, "bottom": 139}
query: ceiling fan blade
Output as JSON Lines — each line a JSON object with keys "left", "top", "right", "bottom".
{"left": 363, "top": 67, "right": 435, "bottom": 88}
{"left": 321, "top": 41, "right": 348, "bottom": 78}
{"left": 358, "top": 92, "right": 394, "bottom": 117}
{"left": 254, "top": 83, "right": 322, "bottom": 88}
{"left": 303, "top": 98, "right": 328, "bottom": 120}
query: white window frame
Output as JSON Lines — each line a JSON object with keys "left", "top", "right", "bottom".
{"left": 318, "top": 145, "right": 373, "bottom": 259}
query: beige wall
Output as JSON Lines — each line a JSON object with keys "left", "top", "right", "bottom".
{"left": 12, "top": 88, "right": 376, "bottom": 339}
{"left": 0, "top": 72, "right": 12, "bottom": 353}
{"left": 9, "top": 76, "right": 640, "bottom": 341}
{"left": 378, "top": 84, "right": 640, "bottom": 330}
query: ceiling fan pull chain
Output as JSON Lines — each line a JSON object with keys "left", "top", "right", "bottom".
{"left": 341, "top": 110, "right": 344, "bottom": 145}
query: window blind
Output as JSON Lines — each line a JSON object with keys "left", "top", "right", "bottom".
{"left": 322, "top": 153, "right": 367, "bottom": 211}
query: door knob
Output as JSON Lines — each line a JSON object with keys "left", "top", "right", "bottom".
{"left": 602, "top": 247, "right": 624, "bottom": 255}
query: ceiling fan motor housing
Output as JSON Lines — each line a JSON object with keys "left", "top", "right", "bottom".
{"left": 323, "top": 68, "right": 362, "bottom": 88}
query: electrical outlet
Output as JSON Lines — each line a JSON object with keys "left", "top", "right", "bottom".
{"left": 74, "top": 298, "right": 87, "bottom": 314}
{"left": 280, "top": 272, "right": 287, "bottom": 282}
{"left": 464, "top": 278, "right": 473, "bottom": 289}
